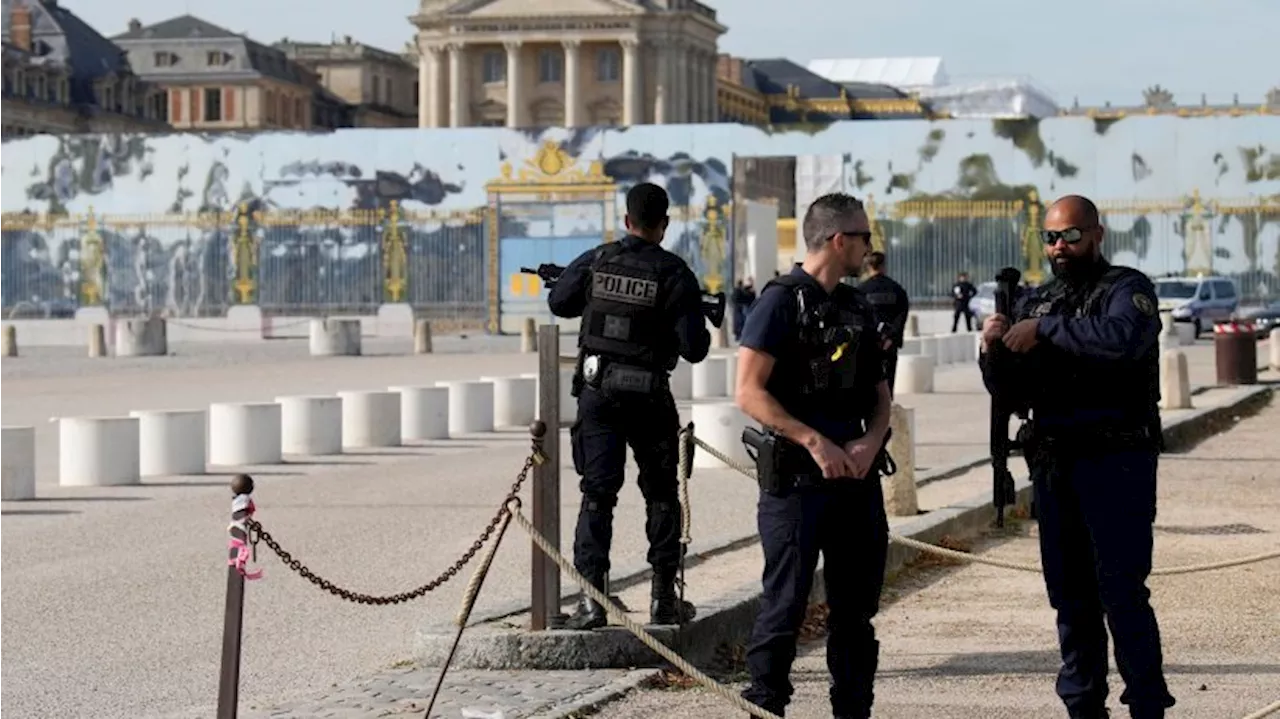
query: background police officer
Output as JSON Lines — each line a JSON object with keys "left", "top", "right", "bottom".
{"left": 857, "top": 251, "right": 910, "bottom": 394}
{"left": 980, "top": 194, "right": 1174, "bottom": 719}
{"left": 735, "top": 193, "right": 893, "bottom": 719}
{"left": 547, "top": 182, "right": 711, "bottom": 631}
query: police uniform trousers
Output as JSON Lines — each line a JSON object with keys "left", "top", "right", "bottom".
{"left": 1032, "top": 447, "right": 1175, "bottom": 718}
{"left": 570, "top": 385, "right": 683, "bottom": 580}
{"left": 742, "top": 477, "right": 888, "bottom": 718}
{"left": 883, "top": 350, "right": 899, "bottom": 397}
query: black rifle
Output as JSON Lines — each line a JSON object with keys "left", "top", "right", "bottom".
{"left": 989, "top": 266, "right": 1024, "bottom": 527}
{"left": 519, "top": 265, "right": 729, "bottom": 328}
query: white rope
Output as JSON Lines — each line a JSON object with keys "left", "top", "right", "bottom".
{"left": 689, "top": 436, "right": 1280, "bottom": 576}
{"left": 1241, "top": 699, "right": 1280, "bottom": 719}
{"left": 509, "top": 503, "right": 781, "bottom": 719}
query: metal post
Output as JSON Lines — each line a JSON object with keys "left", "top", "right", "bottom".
{"left": 216, "top": 473, "right": 254, "bottom": 719}
{"left": 531, "top": 324, "right": 563, "bottom": 630}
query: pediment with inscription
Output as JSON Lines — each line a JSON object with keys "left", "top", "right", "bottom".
{"left": 443, "top": 0, "right": 644, "bottom": 17}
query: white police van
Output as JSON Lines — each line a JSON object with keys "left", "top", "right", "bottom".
{"left": 1154, "top": 274, "right": 1240, "bottom": 338}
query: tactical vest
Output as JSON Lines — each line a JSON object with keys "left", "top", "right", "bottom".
{"left": 764, "top": 274, "right": 878, "bottom": 412}
{"left": 580, "top": 242, "right": 669, "bottom": 370}
{"left": 1018, "top": 264, "right": 1161, "bottom": 427}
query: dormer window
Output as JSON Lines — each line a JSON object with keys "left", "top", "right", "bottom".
{"left": 154, "top": 52, "right": 180, "bottom": 67}
{"left": 206, "top": 51, "right": 232, "bottom": 66}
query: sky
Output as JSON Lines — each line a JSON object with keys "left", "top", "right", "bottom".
{"left": 62, "top": 0, "right": 1278, "bottom": 107}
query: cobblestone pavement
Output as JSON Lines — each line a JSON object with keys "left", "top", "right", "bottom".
{"left": 164, "top": 667, "right": 647, "bottom": 719}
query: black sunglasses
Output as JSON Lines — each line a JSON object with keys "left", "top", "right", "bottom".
{"left": 830, "top": 230, "right": 873, "bottom": 243}
{"left": 1040, "top": 227, "right": 1095, "bottom": 245}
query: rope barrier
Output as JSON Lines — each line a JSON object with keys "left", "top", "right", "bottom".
{"left": 508, "top": 502, "right": 783, "bottom": 719}
{"left": 1242, "top": 699, "right": 1280, "bottom": 719}
{"left": 687, "top": 435, "right": 1280, "bottom": 576}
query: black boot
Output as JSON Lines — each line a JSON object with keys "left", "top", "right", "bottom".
{"left": 649, "top": 569, "right": 696, "bottom": 625}
{"left": 565, "top": 571, "right": 608, "bottom": 630}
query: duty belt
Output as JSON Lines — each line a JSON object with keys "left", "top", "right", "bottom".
{"left": 581, "top": 354, "right": 668, "bottom": 397}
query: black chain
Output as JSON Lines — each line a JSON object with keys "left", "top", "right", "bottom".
{"left": 244, "top": 452, "right": 538, "bottom": 605}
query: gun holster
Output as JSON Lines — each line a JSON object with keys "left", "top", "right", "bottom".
{"left": 581, "top": 354, "right": 663, "bottom": 399}
{"left": 742, "top": 426, "right": 786, "bottom": 495}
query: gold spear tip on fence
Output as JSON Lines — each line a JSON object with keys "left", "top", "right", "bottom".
{"left": 231, "top": 473, "right": 255, "bottom": 496}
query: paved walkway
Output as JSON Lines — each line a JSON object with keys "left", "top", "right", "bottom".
{"left": 0, "top": 339, "right": 1263, "bottom": 718}
{"left": 594, "top": 397, "right": 1280, "bottom": 719}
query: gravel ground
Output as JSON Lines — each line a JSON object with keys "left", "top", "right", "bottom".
{"left": 592, "top": 396, "right": 1280, "bottom": 719}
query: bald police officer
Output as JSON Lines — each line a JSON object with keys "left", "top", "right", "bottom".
{"left": 980, "top": 195, "right": 1174, "bottom": 719}
{"left": 548, "top": 182, "right": 710, "bottom": 630}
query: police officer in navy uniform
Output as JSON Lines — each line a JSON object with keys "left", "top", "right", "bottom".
{"left": 548, "top": 182, "right": 711, "bottom": 630}
{"left": 735, "top": 193, "right": 893, "bottom": 718}
{"left": 980, "top": 195, "right": 1174, "bottom": 719}
{"left": 857, "top": 251, "right": 911, "bottom": 394}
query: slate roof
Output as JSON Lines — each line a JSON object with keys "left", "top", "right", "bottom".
{"left": 730, "top": 57, "right": 930, "bottom": 123}
{"left": 112, "top": 14, "right": 309, "bottom": 86}
{"left": 745, "top": 58, "right": 844, "bottom": 98}
{"left": 1, "top": 0, "right": 132, "bottom": 104}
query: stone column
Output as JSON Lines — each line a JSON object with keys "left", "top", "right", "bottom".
{"left": 417, "top": 40, "right": 430, "bottom": 127}
{"left": 670, "top": 40, "right": 685, "bottom": 123}
{"left": 621, "top": 38, "right": 640, "bottom": 125}
{"left": 691, "top": 50, "right": 704, "bottom": 122}
{"left": 448, "top": 43, "right": 466, "bottom": 127}
{"left": 563, "top": 39, "right": 581, "bottom": 127}
{"left": 504, "top": 40, "right": 522, "bottom": 128}
{"left": 431, "top": 47, "right": 446, "bottom": 127}
{"left": 707, "top": 49, "right": 719, "bottom": 122}
{"left": 652, "top": 40, "right": 669, "bottom": 124}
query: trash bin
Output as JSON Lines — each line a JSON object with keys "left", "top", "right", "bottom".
{"left": 1213, "top": 320, "right": 1257, "bottom": 385}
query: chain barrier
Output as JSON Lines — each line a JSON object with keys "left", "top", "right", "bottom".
{"left": 166, "top": 318, "right": 313, "bottom": 334}
{"left": 242, "top": 451, "right": 540, "bottom": 605}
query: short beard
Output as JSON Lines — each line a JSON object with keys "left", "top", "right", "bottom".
{"left": 1050, "top": 254, "right": 1095, "bottom": 281}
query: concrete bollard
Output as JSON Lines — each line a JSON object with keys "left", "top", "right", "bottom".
{"left": 1160, "top": 349, "right": 1193, "bottom": 410}
{"left": 883, "top": 405, "right": 919, "bottom": 516}
{"left": 491, "top": 376, "right": 537, "bottom": 428}
{"left": 1, "top": 426, "right": 36, "bottom": 500}
{"left": 277, "top": 395, "right": 343, "bottom": 455}
{"left": 338, "top": 390, "right": 401, "bottom": 448}
{"left": 309, "top": 318, "right": 362, "bottom": 356}
{"left": 130, "top": 409, "right": 206, "bottom": 476}
{"left": 438, "top": 380, "right": 495, "bottom": 435}
{"left": 709, "top": 317, "right": 729, "bottom": 349}
{"left": 904, "top": 314, "right": 920, "bottom": 339}
{"left": 391, "top": 385, "right": 450, "bottom": 440}
{"left": 3, "top": 325, "right": 16, "bottom": 357}
{"left": 209, "top": 402, "right": 283, "bottom": 466}
{"left": 1272, "top": 328, "right": 1280, "bottom": 372}
{"left": 692, "top": 356, "right": 729, "bottom": 398}
{"left": 414, "top": 319, "right": 433, "bottom": 354}
{"left": 115, "top": 317, "right": 167, "bottom": 357}
{"left": 691, "top": 402, "right": 755, "bottom": 470}
{"left": 917, "top": 336, "right": 939, "bottom": 364}
{"left": 723, "top": 353, "right": 739, "bottom": 394}
{"left": 88, "top": 324, "right": 108, "bottom": 358}
{"left": 900, "top": 338, "right": 921, "bottom": 356}
{"left": 670, "top": 361, "right": 693, "bottom": 400}
{"left": 897, "top": 355, "right": 935, "bottom": 394}
{"left": 520, "top": 317, "right": 537, "bottom": 353}
{"left": 59, "top": 416, "right": 140, "bottom": 487}
{"left": 1176, "top": 322, "right": 1196, "bottom": 346}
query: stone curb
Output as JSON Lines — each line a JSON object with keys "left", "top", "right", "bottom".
{"left": 415, "top": 383, "right": 1275, "bottom": 674}
{"left": 524, "top": 669, "right": 664, "bottom": 719}
{"left": 525, "top": 384, "right": 1277, "bottom": 718}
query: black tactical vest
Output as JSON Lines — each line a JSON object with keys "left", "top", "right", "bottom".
{"left": 580, "top": 242, "right": 669, "bottom": 370}
{"left": 1017, "top": 263, "right": 1161, "bottom": 428}
{"left": 765, "top": 274, "right": 879, "bottom": 417}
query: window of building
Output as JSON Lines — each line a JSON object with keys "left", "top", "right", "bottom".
{"left": 538, "top": 49, "right": 562, "bottom": 83}
{"left": 281, "top": 95, "right": 291, "bottom": 125}
{"left": 482, "top": 51, "right": 504, "bottom": 83}
{"left": 154, "top": 52, "right": 179, "bottom": 67}
{"left": 265, "top": 90, "right": 276, "bottom": 122}
{"left": 34, "top": 75, "right": 45, "bottom": 101}
{"left": 385, "top": 77, "right": 392, "bottom": 106}
{"left": 531, "top": 100, "right": 563, "bottom": 126}
{"left": 596, "top": 48, "right": 620, "bottom": 82}
{"left": 103, "top": 85, "right": 115, "bottom": 111}
{"left": 372, "top": 74, "right": 380, "bottom": 104}
{"left": 413, "top": 81, "right": 419, "bottom": 107}
{"left": 203, "top": 87, "right": 222, "bottom": 122}
{"left": 295, "top": 98, "right": 304, "bottom": 126}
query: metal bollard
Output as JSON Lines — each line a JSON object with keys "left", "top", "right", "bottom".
{"left": 217, "top": 473, "right": 257, "bottom": 719}
{"left": 1212, "top": 320, "right": 1257, "bottom": 385}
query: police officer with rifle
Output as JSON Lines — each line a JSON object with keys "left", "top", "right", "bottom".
{"left": 979, "top": 194, "right": 1174, "bottom": 719}
{"left": 534, "top": 182, "right": 711, "bottom": 631}
{"left": 735, "top": 193, "right": 893, "bottom": 719}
